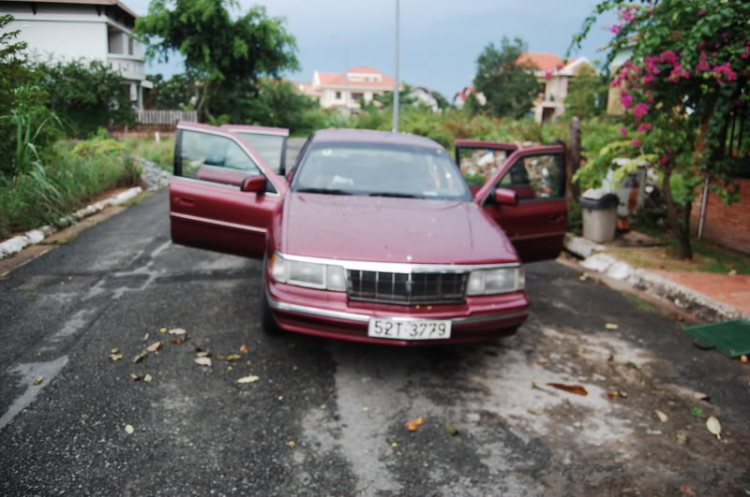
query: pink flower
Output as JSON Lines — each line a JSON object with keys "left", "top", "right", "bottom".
{"left": 544, "top": 69, "right": 553, "bottom": 79}
{"left": 661, "top": 154, "right": 670, "bottom": 165}
{"left": 637, "top": 123, "right": 653, "bottom": 133}
{"left": 631, "top": 139, "right": 642, "bottom": 147}
{"left": 699, "top": 9, "right": 706, "bottom": 15}
{"left": 621, "top": 93, "right": 633, "bottom": 108}
{"left": 620, "top": 126, "right": 628, "bottom": 137}
{"left": 610, "top": 24, "right": 623, "bottom": 33}
{"left": 714, "top": 62, "right": 737, "bottom": 81}
{"left": 633, "top": 102, "right": 650, "bottom": 118}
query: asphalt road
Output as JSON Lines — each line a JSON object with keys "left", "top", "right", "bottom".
{"left": 1, "top": 189, "right": 749, "bottom": 496}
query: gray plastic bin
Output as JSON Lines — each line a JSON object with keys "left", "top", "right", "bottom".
{"left": 581, "top": 191, "right": 619, "bottom": 243}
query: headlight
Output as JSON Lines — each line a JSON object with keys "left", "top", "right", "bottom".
{"left": 466, "top": 266, "right": 524, "bottom": 296}
{"left": 269, "top": 253, "right": 347, "bottom": 292}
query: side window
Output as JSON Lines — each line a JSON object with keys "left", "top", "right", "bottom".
{"left": 457, "top": 148, "right": 509, "bottom": 187}
{"left": 179, "top": 130, "right": 261, "bottom": 180}
{"left": 497, "top": 154, "right": 564, "bottom": 201}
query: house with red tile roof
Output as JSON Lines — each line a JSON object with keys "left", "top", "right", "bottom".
{"left": 299, "top": 66, "right": 399, "bottom": 111}
{"left": 517, "top": 52, "right": 596, "bottom": 122}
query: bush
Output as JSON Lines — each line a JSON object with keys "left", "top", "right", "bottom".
{"left": 122, "top": 135, "right": 175, "bottom": 171}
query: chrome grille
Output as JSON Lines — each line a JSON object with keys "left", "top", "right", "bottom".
{"left": 347, "top": 270, "right": 468, "bottom": 305}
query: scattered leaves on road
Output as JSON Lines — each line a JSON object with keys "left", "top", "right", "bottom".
{"left": 33, "top": 376, "right": 43, "bottom": 386}
{"left": 144, "top": 374, "right": 153, "bottom": 383}
{"left": 679, "top": 486, "right": 696, "bottom": 495}
{"left": 146, "top": 341, "right": 162, "bottom": 353}
{"left": 654, "top": 409, "right": 669, "bottom": 423}
{"left": 109, "top": 353, "right": 123, "bottom": 361}
{"left": 691, "top": 407, "right": 704, "bottom": 417}
{"left": 130, "top": 374, "right": 142, "bottom": 382}
{"left": 195, "top": 357, "right": 212, "bottom": 367}
{"left": 143, "top": 333, "right": 149, "bottom": 341}
{"left": 527, "top": 408, "right": 541, "bottom": 415}
{"left": 237, "top": 375, "right": 260, "bottom": 383}
{"left": 605, "top": 323, "right": 619, "bottom": 330}
{"left": 124, "top": 424, "right": 135, "bottom": 435}
{"left": 706, "top": 416, "right": 721, "bottom": 440}
{"left": 111, "top": 347, "right": 120, "bottom": 354}
{"left": 445, "top": 420, "right": 459, "bottom": 436}
{"left": 240, "top": 344, "right": 249, "bottom": 353}
{"left": 607, "top": 390, "right": 629, "bottom": 398}
{"left": 133, "top": 351, "right": 148, "bottom": 364}
{"left": 546, "top": 383, "right": 588, "bottom": 396}
{"left": 226, "top": 354, "right": 241, "bottom": 362}
{"left": 627, "top": 361, "right": 642, "bottom": 370}
{"left": 537, "top": 357, "right": 549, "bottom": 365}
{"left": 159, "top": 327, "right": 167, "bottom": 333}
{"left": 676, "top": 432, "right": 689, "bottom": 445}
{"left": 168, "top": 328, "right": 186, "bottom": 336}
{"left": 741, "top": 354, "right": 749, "bottom": 364}
{"left": 287, "top": 441, "right": 296, "bottom": 447}
{"left": 693, "top": 392, "right": 710, "bottom": 402}
{"left": 195, "top": 351, "right": 210, "bottom": 358}
{"left": 390, "top": 442, "right": 399, "bottom": 448}
{"left": 406, "top": 415, "right": 424, "bottom": 431}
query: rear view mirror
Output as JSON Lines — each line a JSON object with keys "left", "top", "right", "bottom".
{"left": 240, "top": 175, "right": 267, "bottom": 193}
{"left": 494, "top": 188, "right": 518, "bottom": 206}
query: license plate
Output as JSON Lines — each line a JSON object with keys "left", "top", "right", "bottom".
{"left": 367, "top": 318, "right": 452, "bottom": 340}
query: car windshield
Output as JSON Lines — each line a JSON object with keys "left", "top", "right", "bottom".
{"left": 293, "top": 142, "right": 472, "bottom": 200}
{"left": 237, "top": 132, "right": 286, "bottom": 174}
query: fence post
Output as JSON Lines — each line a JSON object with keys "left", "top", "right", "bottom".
{"left": 567, "top": 116, "right": 582, "bottom": 201}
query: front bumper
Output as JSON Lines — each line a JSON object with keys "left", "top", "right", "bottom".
{"left": 266, "top": 280, "right": 529, "bottom": 346}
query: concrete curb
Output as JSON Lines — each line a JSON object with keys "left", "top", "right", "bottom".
{"left": 564, "top": 233, "right": 750, "bottom": 322}
{"left": 0, "top": 187, "right": 142, "bottom": 260}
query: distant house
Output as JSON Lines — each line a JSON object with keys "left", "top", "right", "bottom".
{"left": 299, "top": 66, "right": 399, "bottom": 112}
{"left": 517, "top": 52, "right": 596, "bottom": 123}
{"left": 453, "top": 86, "right": 486, "bottom": 109}
{"left": 3, "top": 0, "right": 151, "bottom": 111}
{"left": 408, "top": 86, "right": 440, "bottom": 112}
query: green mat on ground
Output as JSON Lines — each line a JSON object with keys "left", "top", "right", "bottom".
{"left": 683, "top": 319, "right": 750, "bottom": 358}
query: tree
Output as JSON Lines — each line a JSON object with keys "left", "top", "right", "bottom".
{"left": 571, "top": 0, "right": 750, "bottom": 259}
{"left": 372, "top": 83, "right": 418, "bottom": 108}
{"left": 231, "top": 78, "right": 318, "bottom": 132}
{"left": 431, "top": 90, "right": 451, "bottom": 110}
{"left": 473, "top": 37, "right": 539, "bottom": 119}
{"left": 136, "top": 0, "right": 299, "bottom": 121}
{"left": 563, "top": 64, "right": 609, "bottom": 119}
{"left": 34, "top": 59, "right": 135, "bottom": 136}
{"left": 145, "top": 73, "right": 197, "bottom": 110}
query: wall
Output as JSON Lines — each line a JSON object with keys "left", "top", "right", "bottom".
{"left": 690, "top": 177, "right": 750, "bottom": 254}
{"left": 10, "top": 18, "right": 108, "bottom": 62}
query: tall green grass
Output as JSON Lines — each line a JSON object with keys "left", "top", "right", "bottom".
{"left": 0, "top": 140, "right": 141, "bottom": 238}
{"left": 122, "top": 135, "right": 175, "bottom": 172}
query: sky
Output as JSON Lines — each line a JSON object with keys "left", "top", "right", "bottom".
{"left": 125, "top": 0, "right": 617, "bottom": 98}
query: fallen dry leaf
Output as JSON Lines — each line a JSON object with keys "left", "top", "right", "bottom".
{"left": 144, "top": 374, "right": 153, "bottom": 383}
{"left": 33, "top": 376, "right": 43, "bottom": 386}
{"left": 676, "top": 432, "right": 689, "bottom": 445}
{"left": 239, "top": 344, "right": 249, "bottom": 354}
{"left": 168, "top": 328, "right": 186, "bottom": 336}
{"left": 706, "top": 416, "right": 721, "bottom": 440}
{"left": 111, "top": 347, "right": 120, "bottom": 354}
{"left": 124, "top": 424, "right": 135, "bottom": 434}
{"left": 143, "top": 333, "right": 149, "bottom": 341}
{"left": 546, "top": 383, "right": 588, "bottom": 396}
{"left": 146, "top": 341, "right": 162, "bottom": 353}
{"left": 109, "top": 353, "right": 123, "bottom": 361}
{"left": 527, "top": 408, "right": 541, "bottom": 415}
{"left": 130, "top": 374, "right": 142, "bottom": 382}
{"left": 390, "top": 442, "right": 399, "bottom": 448}
{"left": 159, "top": 327, "right": 167, "bottom": 333}
{"left": 605, "top": 323, "right": 619, "bottom": 330}
{"left": 537, "top": 357, "right": 549, "bottom": 365}
{"left": 226, "top": 354, "right": 241, "bottom": 362}
{"left": 445, "top": 420, "right": 459, "bottom": 436}
{"left": 287, "top": 441, "right": 296, "bottom": 447}
{"left": 741, "top": 355, "right": 749, "bottom": 364}
{"left": 405, "top": 421, "right": 418, "bottom": 431}
{"left": 236, "top": 375, "right": 259, "bottom": 383}
{"left": 679, "top": 486, "right": 696, "bottom": 495}
{"left": 693, "top": 392, "right": 710, "bottom": 402}
{"left": 194, "top": 357, "right": 212, "bottom": 367}
{"left": 414, "top": 415, "right": 424, "bottom": 426}
{"left": 728, "top": 269, "right": 737, "bottom": 277}
{"left": 133, "top": 351, "right": 147, "bottom": 364}
{"left": 195, "top": 351, "right": 210, "bottom": 358}
{"left": 655, "top": 409, "right": 669, "bottom": 423}
{"left": 171, "top": 336, "right": 187, "bottom": 344}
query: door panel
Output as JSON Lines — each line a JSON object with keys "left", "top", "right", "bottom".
{"left": 475, "top": 147, "right": 567, "bottom": 262}
{"left": 170, "top": 122, "right": 285, "bottom": 259}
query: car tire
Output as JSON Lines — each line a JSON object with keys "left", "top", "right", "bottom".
{"left": 261, "top": 290, "right": 281, "bottom": 334}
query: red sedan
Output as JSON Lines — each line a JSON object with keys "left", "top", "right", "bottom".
{"left": 169, "top": 122, "right": 567, "bottom": 345}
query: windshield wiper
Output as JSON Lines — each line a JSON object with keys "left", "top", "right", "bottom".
{"left": 368, "top": 192, "right": 421, "bottom": 198}
{"left": 296, "top": 187, "right": 353, "bottom": 195}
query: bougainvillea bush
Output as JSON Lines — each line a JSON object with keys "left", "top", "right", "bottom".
{"left": 571, "top": 0, "right": 750, "bottom": 258}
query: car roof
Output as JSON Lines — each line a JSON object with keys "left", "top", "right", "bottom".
{"left": 311, "top": 128, "right": 442, "bottom": 149}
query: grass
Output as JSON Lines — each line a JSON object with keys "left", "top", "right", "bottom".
{"left": 611, "top": 238, "right": 750, "bottom": 275}
{"left": 622, "top": 293, "right": 659, "bottom": 313}
{"left": 122, "top": 135, "right": 174, "bottom": 172}
{"left": 0, "top": 140, "right": 141, "bottom": 239}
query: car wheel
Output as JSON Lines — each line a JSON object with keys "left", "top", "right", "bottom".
{"left": 260, "top": 290, "right": 280, "bottom": 334}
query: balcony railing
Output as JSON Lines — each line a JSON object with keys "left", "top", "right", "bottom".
{"left": 107, "top": 55, "right": 144, "bottom": 81}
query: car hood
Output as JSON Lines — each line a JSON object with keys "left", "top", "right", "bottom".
{"left": 279, "top": 193, "right": 518, "bottom": 264}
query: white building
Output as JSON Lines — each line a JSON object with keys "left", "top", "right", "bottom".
{"left": 408, "top": 86, "right": 440, "bottom": 112}
{"left": 298, "top": 66, "right": 399, "bottom": 112}
{"left": 2, "top": 0, "right": 151, "bottom": 110}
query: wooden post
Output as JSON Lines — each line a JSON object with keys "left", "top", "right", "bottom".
{"left": 567, "top": 116, "right": 582, "bottom": 201}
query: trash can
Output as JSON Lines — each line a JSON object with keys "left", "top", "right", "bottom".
{"left": 581, "top": 189, "right": 619, "bottom": 243}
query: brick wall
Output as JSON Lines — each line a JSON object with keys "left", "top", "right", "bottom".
{"left": 690, "top": 177, "right": 750, "bottom": 254}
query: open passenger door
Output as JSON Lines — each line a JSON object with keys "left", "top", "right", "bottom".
{"left": 170, "top": 122, "right": 286, "bottom": 259}
{"left": 221, "top": 124, "right": 289, "bottom": 176}
{"left": 465, "top": 143, "right": 567, "bottom": 262}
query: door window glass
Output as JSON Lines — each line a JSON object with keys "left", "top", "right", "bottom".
{"left": 457, "top": 148, "right": 510, "bottom": 187}
{"left": 237, "top": 133, "right": 285, "bottom": 174}
{"left": 180, "top": 130, "right": 261, "bottom": 180}
{"left": 498, "top": 154, "right": 564, "bottom": 201}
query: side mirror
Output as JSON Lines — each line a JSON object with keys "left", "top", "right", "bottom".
{"left": 494, "top": 188, "right": 518, "bottom": 206}
{"left": 240, "top": 175, "right": 267, "bottom": 193}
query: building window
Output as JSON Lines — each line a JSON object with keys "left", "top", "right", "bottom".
{"left": 538, "top": 82, "right": 547, "bottom": 99}
{"left": 335, "top": 91, "right": 342, "bottom": 100}
{"left": 128, "top": 37, "right": 134, "bottom": 56}
{"left": 351, "top": 92, "right": 363, "bottom": 102}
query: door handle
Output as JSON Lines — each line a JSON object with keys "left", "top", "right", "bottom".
{"left": 547, "top": 215, "right": 564, "bottom": 224}
{"left": 174, "top": 196, "right": 195, "bottom": 207}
